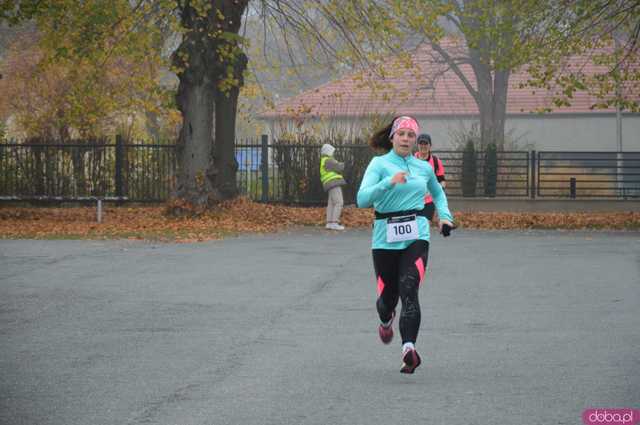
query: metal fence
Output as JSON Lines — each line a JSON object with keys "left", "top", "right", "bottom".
{"left": 0, "top": 137, "right": 175, "bottom": 202}
{"left": 1, "top": 137, "right": 638, "bottom": 203}
{"left": 536, "top": 151, "right": 640, "bottom": 198}
{"left": 235, "top": 140, "right": 531, "bottom": 204}
{"left": 236, "top": 138, "right": 376, "bottom": 205}
{"left": 433, "top": 150, "right": 530, "bottom": 198}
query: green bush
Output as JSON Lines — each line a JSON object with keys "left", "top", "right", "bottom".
{"left": 462, "top": 140, "right": 477, "bottom": 197}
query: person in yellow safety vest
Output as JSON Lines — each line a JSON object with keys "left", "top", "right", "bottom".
{"left": 320, "top": 143, "right": 347, "bottom": 230}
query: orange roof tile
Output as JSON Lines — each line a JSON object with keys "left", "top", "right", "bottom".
{"left": 262, "top": 39, "right": 638, "bottom": 118}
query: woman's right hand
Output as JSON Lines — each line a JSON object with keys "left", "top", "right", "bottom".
{"left": 391, "top": 171, "right": 407, "bottom": 185}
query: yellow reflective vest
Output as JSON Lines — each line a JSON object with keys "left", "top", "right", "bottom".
{"left": 320, "top": 156, "right": 344, "bottom": 184}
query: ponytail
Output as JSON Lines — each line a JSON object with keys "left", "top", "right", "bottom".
{"left": 369, "top": 121, "right": 394, "bottom": 153}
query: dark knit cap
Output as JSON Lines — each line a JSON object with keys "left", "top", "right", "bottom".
{"left": 417, "top": 134, "right": 432, "bottom": 144}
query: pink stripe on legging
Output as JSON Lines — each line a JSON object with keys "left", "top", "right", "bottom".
{"left": 377, "top": 276, "right": 385, "bottom": 296}
{"left": 415, "top": 257, "right": 425, "bottom": 285}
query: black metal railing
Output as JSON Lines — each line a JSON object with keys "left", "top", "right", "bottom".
{"left": 1, "top": 136, "right": 638, "bottom": 203}
{"left": 235, "top": 138, "right": 374, "bottom": 204}
{"left": 537, "top": 151, "right": 640, "bottom": 198}
{"left": 237, "top": 142, "right": 531, "bottom": 204}
{"left": 431, "top": 150, "right": 530, "bottom": 198}
{"left": 0, "top": 137, "right": 175, "bottom": 202}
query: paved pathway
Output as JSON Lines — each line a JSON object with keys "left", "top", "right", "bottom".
{"left": 1, "top": 229, "right": 638, "bottom": 425}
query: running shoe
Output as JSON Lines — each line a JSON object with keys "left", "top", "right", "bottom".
{"left": 378, "top": 310, "right": 395, "bottom": 344}
{"left": 400, "top": 347, "right": 422, "bottom": 374}
{"left": 325, "top": 223, "right": 345, "bottom": 230}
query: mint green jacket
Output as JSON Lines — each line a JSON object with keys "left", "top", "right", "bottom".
{"left": 357, "top": 150, "right": 453, "bottom": 249}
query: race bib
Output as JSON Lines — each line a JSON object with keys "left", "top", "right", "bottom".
{"left": 386, "top": 215, "right": 419, "bottom": 243}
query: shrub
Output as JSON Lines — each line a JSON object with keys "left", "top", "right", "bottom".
{"left": 271, "top": 137, "right": 375, "bottom": 204}
{"left": 0, "top": 122, "right": 6, "bottom": 142}
{"left": 462, "top": 140, "right": 477, "bottom": 197}
{"left": 484, "top": 143, "right": 498, "bottom": 197}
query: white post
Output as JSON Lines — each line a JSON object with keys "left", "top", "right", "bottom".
{"left": 97, "top": 199, "right": 103, "bottom": 223}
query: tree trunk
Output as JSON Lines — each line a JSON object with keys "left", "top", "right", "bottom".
{"left": 478, "top": 92, "right": 493, "bottom": 148}
{"left": 174, "top": 77, "right": 216, "bottom": 208}
{"left": 212, "top": 51, "right": 247, "bottom": 200}
{"left": 170, "top": 0, "right": 248, "bottom": 211}
{"left": 469, "top": 43, "right": 493, "bottom": 149}
{"left": 470, "top": 48, "right": 509, "bottom": 149}
{"left": 492, "top": 69, "right": 509, "bottom": 147}
{"left": 474, "top": 76, "right": 508, "bottom": 150}
{"left": 171, "top": 3, "right": 220, "bottom": 210}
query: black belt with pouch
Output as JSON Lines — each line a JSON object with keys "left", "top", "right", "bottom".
{"left": 374, "top": 209, "right": 428, "bottom": 220}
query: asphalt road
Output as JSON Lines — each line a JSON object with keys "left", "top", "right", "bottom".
{"left": 1, "top": 229, "right": 639, "bottom": 425}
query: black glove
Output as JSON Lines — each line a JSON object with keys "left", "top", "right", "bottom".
{"left": 441, "top": 223, "right": 454, "bottom": 237}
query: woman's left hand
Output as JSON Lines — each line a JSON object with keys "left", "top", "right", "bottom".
{"left": 439, "top": 219, "right": 454, "bottom": 237}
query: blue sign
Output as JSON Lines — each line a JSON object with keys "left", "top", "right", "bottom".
{"left": 236, "top": 148, "right": 261, "bottom": 171}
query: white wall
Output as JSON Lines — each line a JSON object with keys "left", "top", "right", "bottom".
{"left": 415, "top": 114, "right": 640, "bottom": 151}
{"left": 506, "top": 114, "right": 640, "bottom": 151}
{"left": 263, "top": 113, "right": 640, "bottom": 151}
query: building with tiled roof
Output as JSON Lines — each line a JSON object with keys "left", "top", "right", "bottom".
{"left": 259, "top": 39, "right": 640, "bottom": 151}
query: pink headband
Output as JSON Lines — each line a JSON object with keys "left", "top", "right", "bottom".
{"left": 390, "top": 116, "right": 419, "bottom": 138}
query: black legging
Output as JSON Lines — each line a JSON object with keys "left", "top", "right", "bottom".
{"left": 373, "top": 240, "right": 429, "bottom": 344}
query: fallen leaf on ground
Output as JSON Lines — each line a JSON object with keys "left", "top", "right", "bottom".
{"left": 0, "top": 197, "right": 638, "bottom": 242}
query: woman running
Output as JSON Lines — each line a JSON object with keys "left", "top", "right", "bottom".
{"left": 414, "top": 133, "right": 446, "bottom": 222}
{"left": 357, "top": 116, "right": 454, "bottom": 373}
